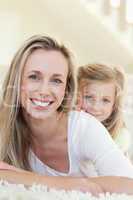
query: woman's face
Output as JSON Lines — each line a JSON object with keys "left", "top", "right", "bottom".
{"left": 78, "top": 81, "right": 115, "bottom": 122}
{"left": 20, "top": 49, "right": 68, "bottom": 120}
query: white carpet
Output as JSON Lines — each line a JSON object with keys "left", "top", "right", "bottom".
{"left": 0, "top": 180, "right": 133, "bottom": 200}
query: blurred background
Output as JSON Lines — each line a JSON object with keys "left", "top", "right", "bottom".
{"left": 0, "top": 0, "right": 133, "bottom": 152}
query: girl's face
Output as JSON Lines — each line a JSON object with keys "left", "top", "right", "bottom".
{"left": 20, "top": 49, "right": 68, "bottom": 120}
{"left": 79, "top": 81, "right": 115, "bottom": 122}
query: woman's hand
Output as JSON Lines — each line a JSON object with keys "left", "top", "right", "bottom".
{"left": 0, "top": 161, "right": 22, "bottom": 172}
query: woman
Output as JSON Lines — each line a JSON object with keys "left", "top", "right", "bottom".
{"left": 0, "top": 35, "right": 133, "bottom": 195}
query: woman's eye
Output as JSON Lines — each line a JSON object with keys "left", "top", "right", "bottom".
{"left": 52, "top": 79, "right": 63, "bottom": 84}
{"left": 84, "top": 95, "right": 93, "bottom": 100}
{"left": 28, "top": 74, "right": 38, "bottom": 80}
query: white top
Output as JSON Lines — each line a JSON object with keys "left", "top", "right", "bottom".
{"left": 29, "top": 111, "right": 133, "bottom": 178}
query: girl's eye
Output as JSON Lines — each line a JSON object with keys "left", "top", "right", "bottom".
{"left": 103, "top": 98, "right": 110, "bottom": 103}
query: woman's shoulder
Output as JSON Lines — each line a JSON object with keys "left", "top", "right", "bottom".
{"left": 68, "top": 110, "right": 107, "bottom": 132}
{"left": 69, "top": 110, "right": 99, "bottom": 122}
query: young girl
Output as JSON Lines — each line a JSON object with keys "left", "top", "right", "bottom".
{"left": 77, "top": 63, "right": 131, "bottom": 155}
{"left": 0, "top": 36, "right": 133, "bottom": 195}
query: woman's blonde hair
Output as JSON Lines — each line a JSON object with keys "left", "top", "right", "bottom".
{"left": 0, "top": 35, "right": 76, "bottom": 170}
{"left": 77, "top": 63, "right": 126, "bottom": 138}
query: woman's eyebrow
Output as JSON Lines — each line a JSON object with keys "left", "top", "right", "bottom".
{"left": 27, "top": 70, "right": 41, "bottom": 74}
{"left": 52, "top": 73, "right": 64, "bottom": 77}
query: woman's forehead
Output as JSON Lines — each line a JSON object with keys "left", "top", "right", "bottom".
{"left": 23, "top": 49, "right": 69, "bottom": 76}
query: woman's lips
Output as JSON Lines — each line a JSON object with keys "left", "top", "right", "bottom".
{"left": 30, "top": 98, "right": 54, "bottom": 109}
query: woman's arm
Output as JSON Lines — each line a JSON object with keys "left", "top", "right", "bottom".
{"left": 0, "top": 170, "right": 103, "bottom": 196}
{"left": 0, "top": 169, "right": 133, "bottom": 195}
{"left": 92, "top": 176, "right": 133, "bottom": 195}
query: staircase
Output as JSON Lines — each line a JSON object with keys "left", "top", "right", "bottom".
{"left": 80, "top": 0, "right": 133, "bottom": 55}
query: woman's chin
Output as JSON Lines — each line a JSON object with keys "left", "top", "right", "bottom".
{"left": 26, "top": 109, "right": 57, "bottom": 120}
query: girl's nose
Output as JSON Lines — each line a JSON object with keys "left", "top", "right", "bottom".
{"left": 92, "top": 101, "right": 101, "bottom": 110}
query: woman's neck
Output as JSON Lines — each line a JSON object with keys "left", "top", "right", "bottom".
{"left": 24, "top": 111, "right": 68, "bottom": 147}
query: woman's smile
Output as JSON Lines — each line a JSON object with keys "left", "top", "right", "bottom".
{"left": 20, "top": 49, "right": 68, "bottom": 119}
{"left": 31, "top": 98, "right": 54, "bottom": 110}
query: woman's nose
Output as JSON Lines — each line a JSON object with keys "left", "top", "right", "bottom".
{"left": 38, "top": 81, "right": 51, "bottom": 95}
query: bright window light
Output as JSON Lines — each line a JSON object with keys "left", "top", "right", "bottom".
{"left": 0, "top": 12, "right": 20, "bottom": 65}
{"left": 126, "top": 0, "right": 133, "bottom": 23}
{"left": 110, "top": 0, "right": 120, "bottom": 8}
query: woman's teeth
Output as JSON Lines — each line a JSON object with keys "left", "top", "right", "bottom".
{"left": 32, "top": 100, "right": 51, "bottom": 107}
